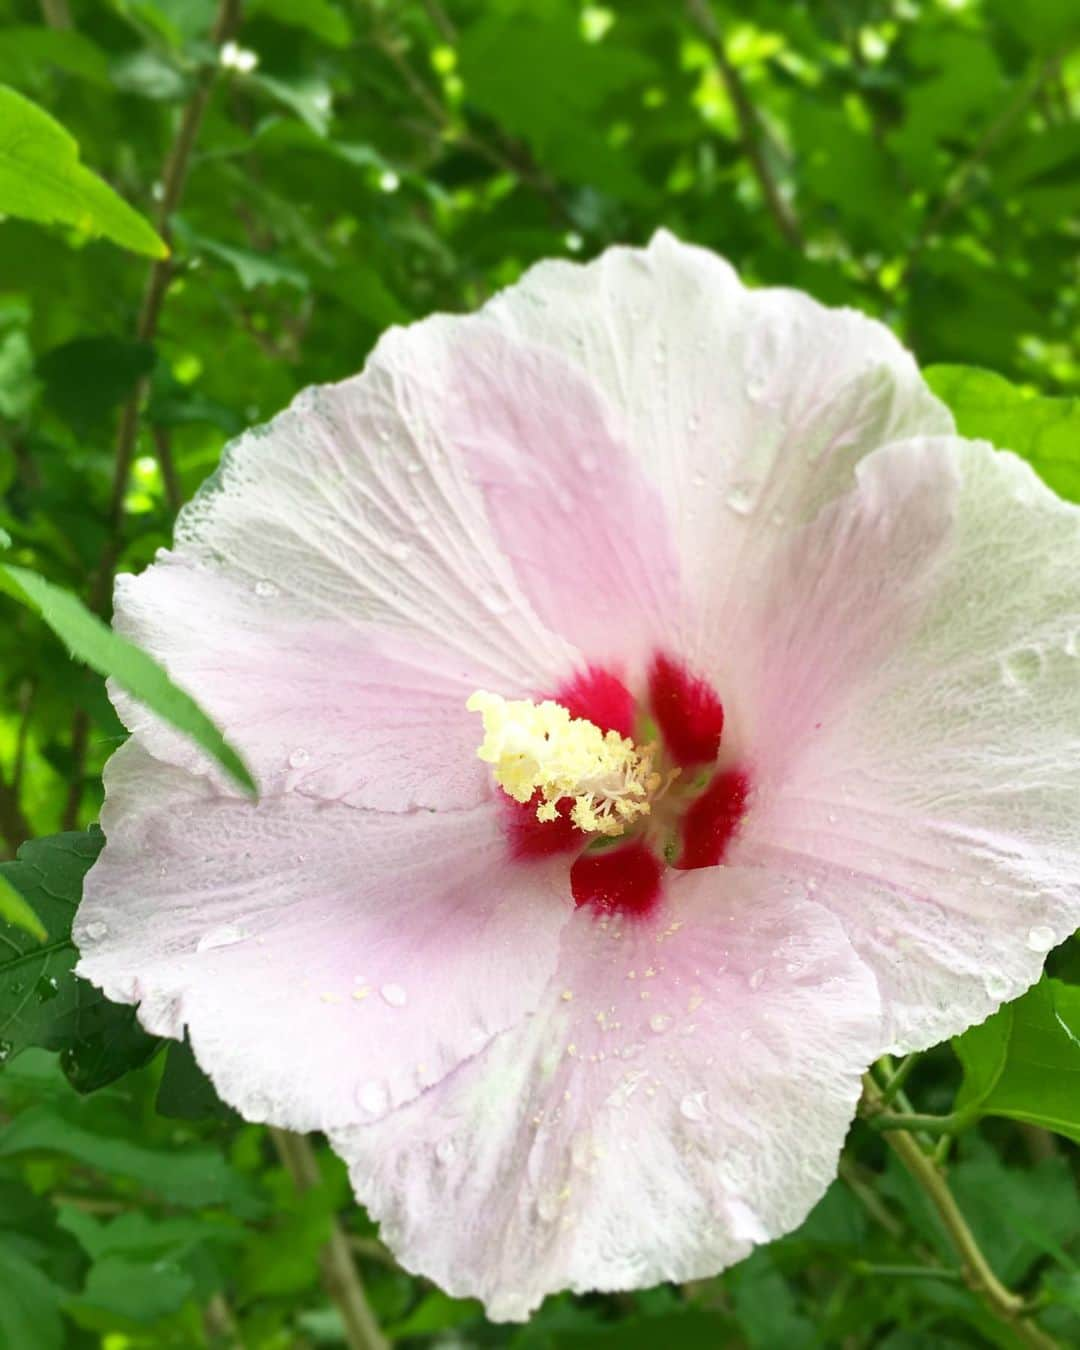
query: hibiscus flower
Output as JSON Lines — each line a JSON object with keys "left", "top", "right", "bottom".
{"left": 75, "top": 232, "right": 1080, "bottom": 1319}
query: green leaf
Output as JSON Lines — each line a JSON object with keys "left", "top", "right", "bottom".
{"left": 0, "top": 1104, "right": 265, "bottom": 1215}
{"left": 156, "top": 1037, "right": 235, "bottom": 1121}
{"left": 0, "top": 1233, "right": 65, "bottom": 1350}
{"left": 0, "top": 872, "right": 46, "bottom": 942}
{"left": 252, "top": 0, "right": 352, "bottom": 47}
{"left": 0, "top": 830, "right": 159, "bottom": 1089}
{"left": 0, "top": 86, "right": 167, "bottom": 259}
{"left": 925, "top": 364, "right": 1080, "bottom": 504}
{"left": 0, "top": 566, "right": 255, "bottom": 796}
{"left": 953, "top": 979, "right": 1080, "bottom": 1143}
{"left": 0, "top": 26, "right": 111, "bottom": 87}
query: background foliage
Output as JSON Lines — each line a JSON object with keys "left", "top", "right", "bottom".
{"left": 1, "top": 0, "right": 1079, "bottom": 1345}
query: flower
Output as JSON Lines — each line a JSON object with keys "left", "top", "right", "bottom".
{"left": 75, "top": 232, "right": 1080, "bottom": 1319}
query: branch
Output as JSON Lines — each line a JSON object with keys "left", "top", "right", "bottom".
{"left": 902, "top": 53, "right": 1062, "bottom": 279}
{"left": 686, "top": 0, "right": 804, "bottom": 249}
{"left": 270, "top": 1129, "right": 389, "bottom": 1350}
{"left": 62, "top": 0, "right": 242, "bottom": 829}
{"left": 860, "top": 1075, "right": 1058, "bottom": 1350}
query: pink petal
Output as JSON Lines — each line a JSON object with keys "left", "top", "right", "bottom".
{"left": 331, "top": 872, "right": 880, "bottom": 1319}
{"left": 735, "top": 440, "right": 1080, "bottom": 1051}
{"left": 481, "top": 230, "right": 952, "bottom": 666}
{"left": 112, "top": 560, "right": 490, "bottom": 809}
{"left": 75, "top": 742, "right": 572, "bottom": 1130}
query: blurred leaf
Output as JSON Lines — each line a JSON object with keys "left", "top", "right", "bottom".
{"left": 38, "top": 335, "right": 155, "bottom": 436}
{"left": 926, "top": 364, "right": 1080, "bottom": 503}
{"left": 0, "top": 872, "right": 46, "bottom": 941}
{"left": 953, "top": 979, "right": 1080, "bottom": 1143}
{"left": 0, "top": 1104, "right": 265, "bottom": 1214}
{"left": 0, "top": 26, "right": 110, "bottom": 87}
{"left": 459, "top": 3, "right": 654, "bottom": 198}
{"left": 253, "top": 0, "right": 352, "bottom": 47}
{"left": 66, "top": 1254, "right": 194, "bottom": 1327}
{"left": 0, "top": 1233, "right": 65, "bottom": 1350}
{"left": 0, "top": 567, "right": 256, "bottom": 796}
{"left": 0, "top": 85, "right": 167, "bottom": 259}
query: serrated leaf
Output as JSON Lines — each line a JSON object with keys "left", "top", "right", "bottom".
{"left": 0, "top": 85, "right": 167, "bottom": 258}
{"left": 925, "top": 364, "right": 1080, "bottom": 504}
{"left": 0, "top": 566, "right": 255, "bottom": 796}
{"left": 953, "top": 979, "right": 1080, "bottom": 1143}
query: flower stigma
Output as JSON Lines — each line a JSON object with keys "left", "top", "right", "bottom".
{"left": 467, "top": 691, "right": 667, "bottom": 836}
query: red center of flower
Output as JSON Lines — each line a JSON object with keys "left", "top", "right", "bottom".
{"left": 503, "top": 655, "right": 750, "bottom": 919}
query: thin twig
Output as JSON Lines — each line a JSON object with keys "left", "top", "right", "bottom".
{"left": 270, "top": 1129, "right": 389, "bottom": 1350}
{"left": 686, "top": 0, "right": 804, "bottom": 249}
{"left": 151, "top": 425, "right": 183, "bottom": 513}
{"left": 62, "top": 0, "right": 242, "bottom": 829}
{"left": 860, "top": 1075, "right": 1058, "bottom": 1350}
{"left": 902, "top": 53, "right": 1062, "bottom": 280}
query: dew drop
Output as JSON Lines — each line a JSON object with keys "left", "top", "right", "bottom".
{"left": 83, "top": 920, "right": 108, "bottom": 942}
{"left": 984, "top": 971, "right": 1010, "bottom": 1000}
{"left": 380, "top": 982, "right": 407, "bottom": 1007}
{"left": 480, "top": 590, "right": 510, "bottom": 615}
{"left": 254, "top": 579, "right": 279, "bottom": 599}
{"left": 0, "top": 1039, "right": 11, "bottom": 1065}
{"left": 1001, "top": 647, "right": 1044, "bottom": 688}
{"left": 357, "top": 1080, "right": 388, "bottom": 1115}
{"left": 536, "top": 1191, "right": 562, "bottom": 1222}
{"left": 748, "top": 968, "right": 766, "bottom": 990}
{"left": 745, "top": 375, "right": 766, "bottom": 400}
{"left": 679, "top": 1090, "right": 710, "bottom": 1123}
{"left": 388, "top": 540, "right": 412, "bottom": 562}
{"left": 405, "top": 459, "right": 424, "bottom": 475}
{"left": 687, "top": 413, "right": 700, "bottom": 433}
{"left": 648, "top": 1013, "right": 672, "bottom": 1034}
{"left": 245, "top": 1092, "right": 270, "bottom": 1119}
{"left": 1026, "top": 925, "right": 1055, "bottom": 953}
{"left": 726, "top": 481, "right": 756, "bottom": 516}
{"left": 288, "top": 747, "right": 310, "bottom": 768}
{"left": 435, "top": 1137, "right": 456, "bottom": 1165}
{"left": 197, "top": 924, "right": 247, "bottom": 953}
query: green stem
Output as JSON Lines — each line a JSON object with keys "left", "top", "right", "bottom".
{"left": 860, "top": 1075, "right": 1058, "bottom": 1350}
{"left": 270, "top": 1129, "right": 388, "bottom": 1350}
{"left": 877, "top": 1052, "right": 921, "bottom": 1108}
{"left": 866, "top": 1108, "right": 980, "bottom": 1136}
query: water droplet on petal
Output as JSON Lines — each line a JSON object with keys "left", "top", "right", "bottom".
{"left": 679, "top": 1090, "right": 710, "bottom": 1123}
{"left": 405, "top": 459, "right": 423, "bottom": 475}
{"left": 1026, "top": 925, "right": 1055, "bottom": 953}
{"left": 245, "top": 1092, "right": 270, "bottom": 1119}
{"left": 288, "top": 747, "right": 310, "bottom": 768}
{"left": 748, "top": 968, "right": 766, "bottom": 990}
{"left": 254, "top": 579, "right": 278, "bottom": 598}
{"left": 435, "top": 1137, "right": 456, "bottom": 1165}
{"left": 380, "top": 982, "right": 407, "bottom": 1007}
{"left": 358, "top": 1080, "right": 388, "bottom": 1115}
{"left": 984, "top": 971, "right": 1010, "bottom": 1000}
{"left": 389, "top": 540, "right": 412, "bottom": 562}
{"left": 649, "top": 1013, "right": 672, "bottom": 1033}
{"left": 197, "top": 924, "right": 248, "bottom": 953}
{"left": 726, "top": 481, "right": 756, "bottom": 516}
{"left": 83, "top": 920, "right": 108, "bottom": 942}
